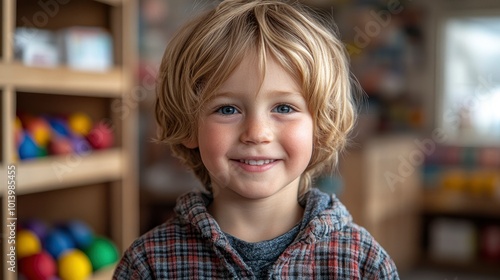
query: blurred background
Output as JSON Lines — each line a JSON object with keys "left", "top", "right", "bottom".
{"left": 1, "top": 0, "right": 499, "bottom": 279}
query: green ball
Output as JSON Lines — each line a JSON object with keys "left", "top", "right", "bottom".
{"left": 84, "top": 237, "right": 119, "bottom": 271}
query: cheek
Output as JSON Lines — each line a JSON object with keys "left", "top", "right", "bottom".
{"left": 281, "top": 119, "right": 314, "bottom": 162}
{"left": 197, "top": 122, "right": 230, "bottom": 165}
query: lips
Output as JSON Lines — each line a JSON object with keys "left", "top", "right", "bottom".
{"left": 239, "top": 159, "right": 276, "bottom": 166}
{"left": 232, "top": 158, "right": 279, "bottom": 172}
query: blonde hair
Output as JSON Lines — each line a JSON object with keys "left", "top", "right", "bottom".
{"left": 155, "top": 0, "right": 358, "bottom": 196}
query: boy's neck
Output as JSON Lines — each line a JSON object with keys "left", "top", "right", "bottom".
{"left": 208, "top": 185, "right": 304, "bottom": 243}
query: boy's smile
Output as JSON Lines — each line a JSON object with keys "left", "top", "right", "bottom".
{"left": 232, "top": 158, "right": 279, "bottom": 172}
{"left": 190, "top": 53, "right": 314, "bottom": 201}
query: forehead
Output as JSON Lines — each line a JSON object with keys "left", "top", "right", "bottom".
{"left": 214, "top": 53, "right": 301, "bottom": 98}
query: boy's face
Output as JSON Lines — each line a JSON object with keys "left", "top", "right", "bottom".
{"left": 189, "top": 54, "right": 313, "bottom": 200}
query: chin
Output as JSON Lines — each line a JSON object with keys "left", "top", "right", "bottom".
{"left": 234, "top": 184, "right": 295, "bottom": 201}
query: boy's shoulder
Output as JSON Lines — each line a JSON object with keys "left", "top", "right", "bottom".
{"left": 301, "top": 189, "right": 399, "bottom": 278}
{"left": 112, "top": 191, "right": 217, "bottom": 279}
{"left": 133, "top": 190, "right": 214, "bottom": 245}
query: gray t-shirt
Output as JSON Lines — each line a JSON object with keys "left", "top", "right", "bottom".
{"left": 224, "top": 190, "right": 329, "bottom": 279}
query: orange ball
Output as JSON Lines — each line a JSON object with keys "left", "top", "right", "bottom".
{"left": 26, "top": 118, "right": 51, "bottom": 147}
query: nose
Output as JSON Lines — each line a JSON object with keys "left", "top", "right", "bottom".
{"left": 240, "top": 114, "right": 273, "bottom": 144}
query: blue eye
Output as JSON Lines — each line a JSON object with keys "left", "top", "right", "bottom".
{"left": 273, "top": 104, "right": 293, "bottom": 114}
{"left": 217, "top": 105, "right": 238, "bottom": 115}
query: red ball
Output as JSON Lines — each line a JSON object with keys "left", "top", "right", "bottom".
{"left": 49, "top": 137, "right": 73, "bottom": 155}
{"left": 19, "top": 251, "right": 57, "bottom": 280}
{"left": 86, "top": 122, "right": 114, "bottom": 149}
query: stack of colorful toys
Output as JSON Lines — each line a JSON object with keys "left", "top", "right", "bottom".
{"left": 17, "top": 220, "right": 119, "bottom": 280}
{"left": 423, "top": 145, "right": 500, "bottom": 198}
{"left": 15, "top": 112, "right": 114, "bottom": 160}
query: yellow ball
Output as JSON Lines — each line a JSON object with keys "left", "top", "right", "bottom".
{"left": 58, "top": 249, "right": 92, "bottom": 280}
{"left": 15, "top": 117, "right": 22, "bottom": 130}
{"left": 31, "top": 125, "right": 51, "bottom": 146}
{"left": 68, "top": 113, "right": 93, "bottom": 136}
{"left": 17, "top": 230, "right": 41, "bottom": 259}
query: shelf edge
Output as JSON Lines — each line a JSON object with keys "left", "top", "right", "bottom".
{"left": 0, "top": 63, "right": 123, "bottom": 97}
{"left": 17, "top": 149, "right": 123, "bottom": 195}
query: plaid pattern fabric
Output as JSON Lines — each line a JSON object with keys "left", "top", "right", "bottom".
{"left": 113, "top": 189, "right": 399, "bottom": 279}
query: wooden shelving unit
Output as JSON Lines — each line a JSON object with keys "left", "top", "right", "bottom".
{"left": 422, "top": 190, "right": 500, "bottom": 218}
{"left": 1, "top": 0, "right": 138, "bottom": 279}
{"left": 421, "top": 189, "right": 500, "bottom": 275}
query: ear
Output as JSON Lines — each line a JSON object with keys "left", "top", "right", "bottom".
{"left": 182, "top": 137, "right": 198, "bottom": 149}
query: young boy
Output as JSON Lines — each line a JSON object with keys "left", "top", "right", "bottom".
{"left": 114, "top": 0, "right": 399, "bottom": 279}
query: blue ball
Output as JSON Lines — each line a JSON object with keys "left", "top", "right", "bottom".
{"left": 48, "top": 118, "right": 71, "bottom": 138}
{"left": 18, "top": 133, "right": 42, "bottom": 159}
{"left": 43, "top": 229, "right": 75, "bottom": 259}
{"left": 62, "top": 220, "right": 94, "bottom": 249}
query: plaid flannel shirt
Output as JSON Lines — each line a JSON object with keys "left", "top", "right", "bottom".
{"left": 114, "top": 189, "right": 399, "bottom": 279}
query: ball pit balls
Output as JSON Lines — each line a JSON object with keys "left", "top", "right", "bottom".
{"left": 58, "top": 249, "right": 92, "bottom": 280}
{"left": 15, "top": 117, "right": 24, "bottom": 146}
{"left": 49, "top": 137, "right": 73, "bottom": 155}
{"left": 68, "top": 112, "right": 93, "bottom": 136}
{"left": 84, "top": 237, "right": 119, "bottom": 271}
{"left": 17, "top": 230, "right": 42, "bottom": 259}
{"left": 87, "top": 122, "right": 114, "bottom": 149}
{"left": 19, "top": 251, "right": 57, "bottom": 280}
{"left": 43, "top": 229, "right": 75, "bottom": 259}
{"left": 72, "top": 137, "right": 92, "bottom": 155}
{"left": 23, "top": 220, "right": 49, "bottom": 241}
{"left": 19, "top": 134, "right": 45, "bottom": 160}
{"left": 48, "top": 118, "right": 72, "bottom": 138}
{"left": 26, "top": 117, "right": 52, "bottom": 146}
{"left": 62, "top": 220, "right": 94, "bottom": 249}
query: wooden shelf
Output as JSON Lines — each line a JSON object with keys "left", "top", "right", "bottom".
{"left": 422, "top": 190, "right": 500, "bottom": 218}
{"left": 17, "top": 149, "right": 122, "bottom": 195}
{"left": 1, "top": 0, "right": 137, "bottom": 278}
{"left": 0, "top": 62, "right": 123, "bottom": 97}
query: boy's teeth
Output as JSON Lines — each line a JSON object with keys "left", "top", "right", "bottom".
{"left": 239, "top": 159, "right": 275, "bottom": 165}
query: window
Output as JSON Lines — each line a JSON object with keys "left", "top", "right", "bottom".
{"left": 438, "top": 15, "right": 500, "bottom": 145}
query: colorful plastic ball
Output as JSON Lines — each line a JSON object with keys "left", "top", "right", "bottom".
{"left": 18, "top": 134, "right": 44, "bottom": 160}
{"left": 43, "top": 229, "right": 75, "bottom": 260}
{"left": 23, "top": 220, "right": 49, "bottom": 241}
{"left": 68, "top": 112, "right": 93, "bottom": 136}
{"left": 17, "top": 230, "right": 42, "bottom": 259}
{"left": 84, "top": 237, "right": 119, "bottom": 271}
{"left": 26, "top": 117, "right": 51, "bottom": 147}
{"left": 71, "top": 137, "right": 92, "bottom": 155}
{"left": 19, "top": 251, "right": 57, "bottom": 280}
{"left": 86, "top": 122, "right": 114, "bottom": 149}
{"left": 15, "top": 117, "right": 24, "bottom": 146}
{"left": 61, "top": 220, "right": 94, "bottom": 249}
{"left": 48, "top": 137, "right": 73, "bottom": 155}
{"left": 58, "top": 249, "right": 92, "bottom": 280}
{"left": 48, "top": 118, "right": 71, "bottom": 138}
